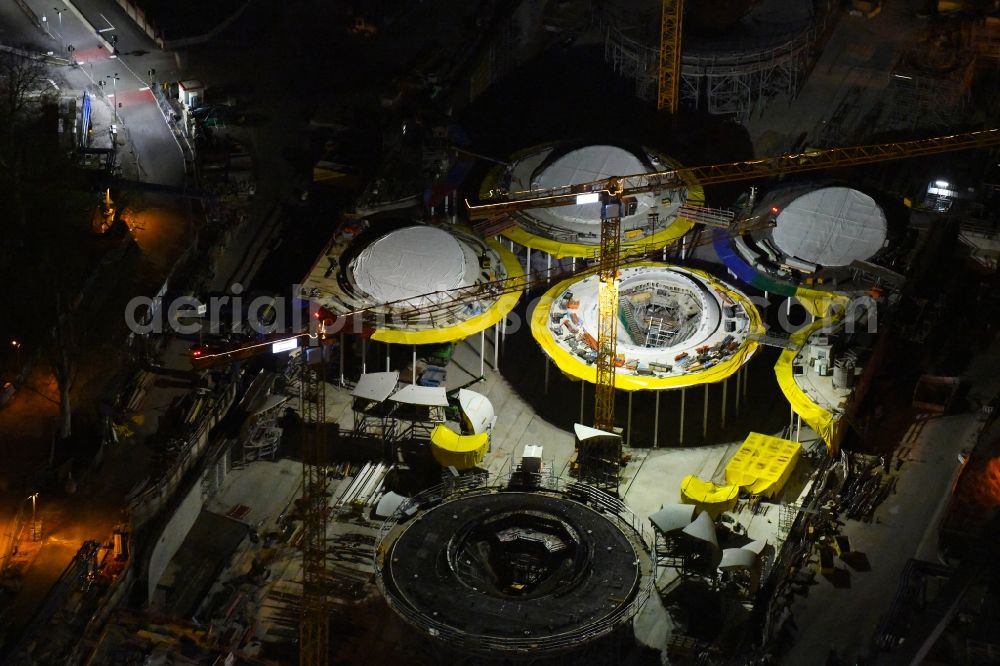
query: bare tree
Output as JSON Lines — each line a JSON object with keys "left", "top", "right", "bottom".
{"left": 0, "top": 51, "right": 48, "bottom": 257}
{"left": 0, "top": 51, "right": 80, "bottom": 440}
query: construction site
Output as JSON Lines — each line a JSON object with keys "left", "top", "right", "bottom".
{"left": 5, "top": 1, "right": 1000, "bottom": 665}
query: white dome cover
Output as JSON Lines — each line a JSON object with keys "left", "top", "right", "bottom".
{"left": 533, "top": 145, "right": 655, "bottom": 226}
{"left": 772, "top": 187, "right": 887, "bottom": 267}
{"left": 351, "top": 226, "right": 467, "bottom": 305}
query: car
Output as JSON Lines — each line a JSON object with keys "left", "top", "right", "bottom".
{"left": 0, "top": 382, "right": 15, "bottom": 408}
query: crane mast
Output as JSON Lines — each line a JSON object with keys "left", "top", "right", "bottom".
{"left": 657, "top": 0, "right": 684, "bottom": 114}
{"left": 299, "top": 333, "right": 329, "bottom": 666}
{"left": 594, "top": 206, "right": 622, "bottom": 432}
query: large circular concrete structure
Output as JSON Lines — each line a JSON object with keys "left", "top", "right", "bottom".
{"left": 532, "top": 263, "right": 761, "bottom": 390}
{"left": 301, "top": 221, "right": 524, "bottom": 344}
{"left": 725, "top": 185, "right": 890, "bottom": 283}
{"left": 350, "top": 226, "right": 469, "bottom": 307}
{"left": 480, "top": 143, "right": 703, "bottom": 258}
{"left": 604, "top": 0, "right": 836, "bottom": 118}
{"left": 376, "top": 485, "right": 654, "bottom": 658}
{"left": 771, "top": 187, "right": 887, "bottom": 268}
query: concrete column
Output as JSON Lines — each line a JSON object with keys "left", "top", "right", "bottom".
{"left": 526, "top": 247, "right": 531, "bottom": 292}
{"left": 789, "top": 403, "right": 795, "bottom": 437}
{"left": 493, "top": 322, "right": 499, "bottom": 369}
{"left": 627, "top": 392, "right": 633, "bottom": 446}
{"left": 679, "top": 388, "right": 686, "bottom": 444}
{"left": 653, "top": 391, "right": 660, "bottom": 448}
{"left": 546, "top": 253, "right": 551, "bottom": 282}
{"left": 703, "top": 384, "right": 709, "bottom": 439}
{"left": 412, "top": 346, "right": 417, "bottom": 386}
{"left": 361, "top": 337, "right": 367, "bottom": 375}
{"left": 572, "top": 257, "right": 576, "bottom": 273}
{"left": 580, "top": 382, "right": 585, "bottom": 424}
{"left": 735, "top": 369, "right": 741, "bottom": 417}
{"left": 544, "top": 357, "right": 550, "bottom": 393}
{"left": 339, "top": 334, "right": 345, "bottom": 386}
{"left": 796, "top": 414, "right": 802, "bottom": 442}
{"left": 721, "top": 378, "right": 728, "bottom": 430}
{"left": 480, "top": 330, "right": 485, "bottom": 377}
{"left": 386, "top": 343, "right": 390, "bottom": 372}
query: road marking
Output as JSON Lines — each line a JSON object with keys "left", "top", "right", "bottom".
{"left": 98, "top": 27, "right": 115, "bottom": 33}
{"left": 98, "top": 13, "right": 116, "bottom": 30}
{"left": 47, "top": 79, "right": 60, "bottom": 90}
{"left": 138, "top": 86, "right": 150, "bottom": 91}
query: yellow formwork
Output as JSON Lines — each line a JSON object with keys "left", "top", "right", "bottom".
{"left": 773, "top": 290, "right": 851, "bottom": 453}
{"left": 371, "top": 238, "right": 524, "bottom": 345}
{"left": 680, "top": 476, "right": 739, "bottom": 519}
{"left": 725, "top": 432, "right": 801, "bottom": 499}
{"left": 530, "top": 262, "right": 764, "bottom": 391}
{"left": 429, "top": 424, "right": 489, "bottom": 470}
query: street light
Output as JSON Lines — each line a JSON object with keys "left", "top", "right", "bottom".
{"left": 53, "top": 8, "right": 65, "bottom": 52}
{"left": 107, "top": 73, "right": 120, "bottom": 123}
{"left": 28, "top": 493, "right": 39, "bottom": 541}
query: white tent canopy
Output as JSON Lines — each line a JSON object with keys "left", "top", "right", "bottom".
{"left": 772, "top": 187, "right": 887, "bottom": 267}
{"left": 352, "top": 371, "right": 400, "bottom": 403}
{"left": 532, "top": 146, "right": 659, "bottom": 227}
{"left": 249, "top": 394, "right": 289, "bottom": 417}
{"left": 351, "top": 226, "right": 467, "bottom": 306}
{"left": 390, "top": 384, "right": 449, "bottom": 407}
{"left": 719, "top": 547, "right": 759, "bottom": 571}
{"left": 574, "top": 423, "right": 621, "bottom": 443}
{"left": 681, "top": 510, "right": 719, "bottom": 549}
{"left": 458, "top": 389, "right": 495, "bottom": 434}
{"left": 649, "top": 503, "right": 697, "bottom": 534}
{"left": 374, "top": 491, "right": 409, "bottom": 518}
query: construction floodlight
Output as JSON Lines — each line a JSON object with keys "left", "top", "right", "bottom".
{"left": 575, "top": 192, "right": 600, "bottom": 205}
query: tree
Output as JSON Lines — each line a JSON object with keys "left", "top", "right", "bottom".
{"left": 0, "top": 51, "right": 48, "bottom": 257}
{"left": 0, "top": 51, "right": 85, "bottom": 440}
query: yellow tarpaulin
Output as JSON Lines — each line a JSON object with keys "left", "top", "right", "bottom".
{"left": 680, "top": 476, "right": 739, "bottom": 519}
{"left": 371, "top": 239, "right": 524, "bottom": 345}
{"left": 725, "top": 432, "right": 801, "bottom": 498}
{"left": 530, "top": 262, "right": 764, "bottom": 391}
{"left": 773, "top": 289, "right": 851, "bottom": 452}
{"left": 429, "top": 424, "right": 489, "bottom": 470}
{"left": 501, "top": 220, "right": 696, "bottom": 261}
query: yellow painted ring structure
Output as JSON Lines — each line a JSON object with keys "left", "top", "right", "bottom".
{"left": 773, "top": 289, "right": 852, "bottom": 453}
{"left": 429, "top": 424, "right": 489, "bottom": 470}
{"left": 478, "top": 152, "right": 703, "bottom": 260}
{"left": 530, "top": 261, "right": 764, "bottom": 391}
{"left": 370, "top": 238, "right": 524, "bottom": 345}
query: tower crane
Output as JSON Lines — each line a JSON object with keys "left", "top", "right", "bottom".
{"left": 658, "top": 0, "right": 684, "bottom": 114}
{"left": 466, "top": 128, "right": 1000, "bottom": 444}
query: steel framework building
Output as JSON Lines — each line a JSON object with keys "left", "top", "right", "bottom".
{"left": 603, "top": 0, "right": 838, "bottom": 119}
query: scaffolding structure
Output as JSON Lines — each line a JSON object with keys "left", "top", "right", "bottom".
{"left": 603, "top": 1, "right": 838, "bottom": 119}
{"left": 880, "top": 35, "right": 977, "bottom": 131}
{"left": 966, "top": 16, "right": 1000, "bottom": 66}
